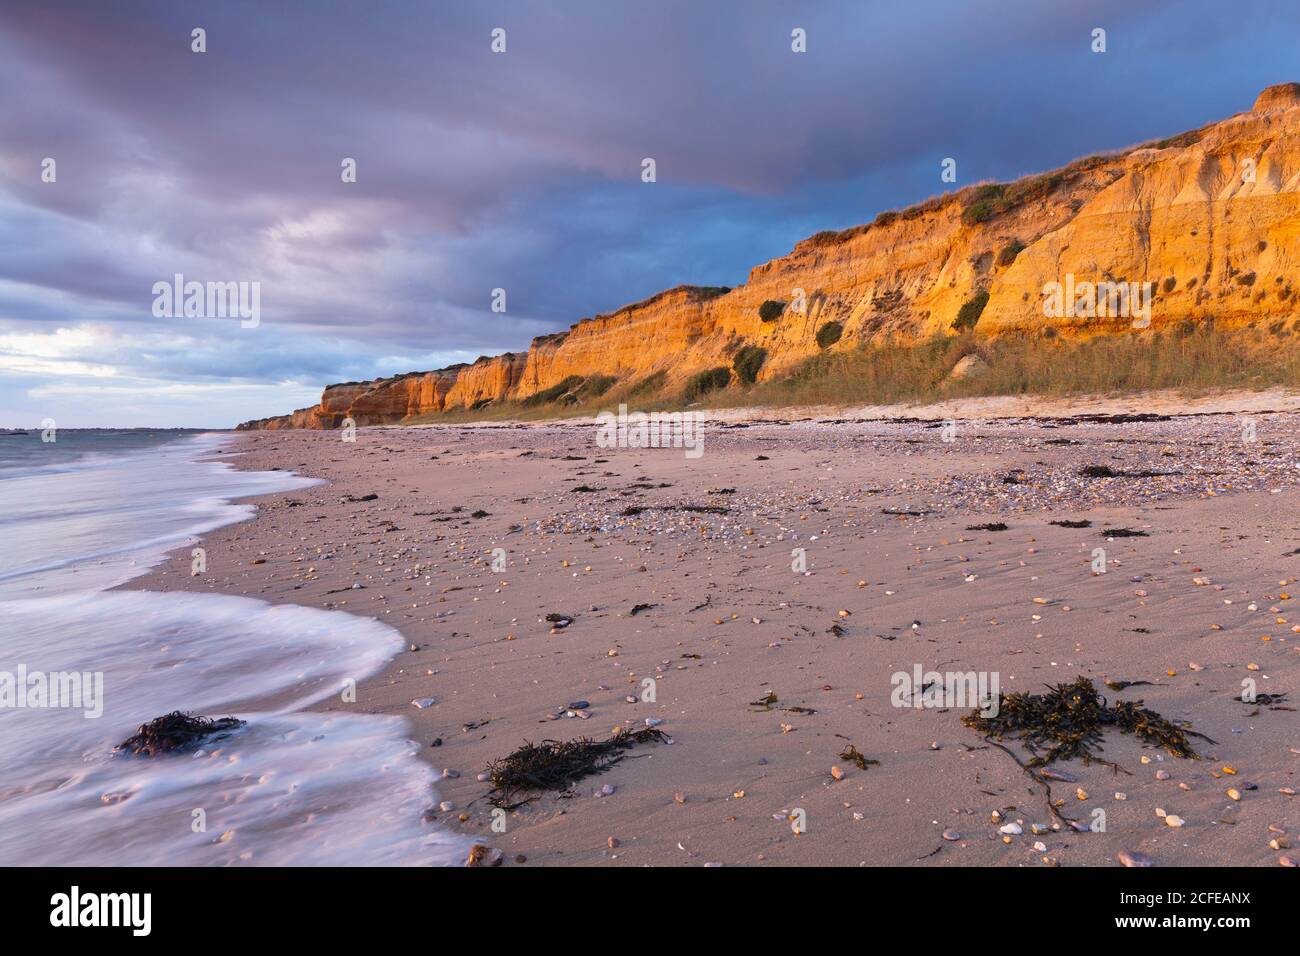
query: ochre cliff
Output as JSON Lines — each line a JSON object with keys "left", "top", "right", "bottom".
{"left": 238, "top": 83, "right": 1300, "bottom": 429}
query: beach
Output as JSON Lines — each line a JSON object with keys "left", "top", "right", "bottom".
{"left": 130, "top": 402, "right": 1300, "bottom": 866}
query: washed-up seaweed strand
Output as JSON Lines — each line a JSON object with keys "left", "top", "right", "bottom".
{"left": 962, "top": 676, "right": 1213, "bottom": 771}
{"left": 485, "top": 728, "right": 667, "bottom": 809}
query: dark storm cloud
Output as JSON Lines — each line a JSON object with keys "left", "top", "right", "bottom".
{"left": 0, "top": 0, "right": 1297, "bottom": 425}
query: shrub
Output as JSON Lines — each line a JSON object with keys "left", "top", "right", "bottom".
{"left": 522, "top": 375, "right": 584, "bottom": 407}
{"left": 576, "top": 374, "right": 617, "bottom": 401}
{"left": 683, "top": 366, "right": 731, "bottom": 400}
{"left": 952, "top": 291, "right": 990, "bottom": 332}
{"left": 815, "top": 321, "right": 844, "bottom": 348}
{"left": 962, "top": 184, "right": 1006, "bottom": 225}
{"left": 758, "top": 300, "right": 786, "bottom": 323}
{"left": 997, "top": 239, "right": 1025, "bottom": 267}
{"left": 626, "top": 370, "right": 667, "bottom": 398}
{"left": 732, "top": 345, "right": 768, "bottom": 384}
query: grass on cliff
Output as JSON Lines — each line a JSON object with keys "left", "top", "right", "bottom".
{"left": 404, "top": 326, "right": 1300, "bottom": 424}
{"left": 708, "top": 326, "right": 1300, "bottom": 409}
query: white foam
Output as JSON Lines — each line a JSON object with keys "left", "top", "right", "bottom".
{"left": 0, "top": 434, "right": 467, "bottom": 865}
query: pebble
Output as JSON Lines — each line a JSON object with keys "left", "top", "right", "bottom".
{"left": 999, "top": 823, "right": 1023, "bottom": 835}
{"left": 942, "top": 828, "right": 961, "bottom": 841}
{"left": 1118, "top": 849, "right": 1155, "bottom": 867}
{"left": 411, "top": 697, "right": 436, "bottom": 709}
{"left": 1164, "top": 815, "right": 1185, "bottom": 828}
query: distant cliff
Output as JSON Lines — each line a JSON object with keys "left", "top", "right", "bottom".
{"left": 239, "top": 83, "right": 1300, "bottom": 430}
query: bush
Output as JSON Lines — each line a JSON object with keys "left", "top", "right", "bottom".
{"left": 997, "top": 239, "right": 1025, "bottom": 267}
{"left": 961, "top": 184, "right": 1006, "bottom": 225}
{"left": 952, "top": 291, "right": 990, "bottom": 332}
{"left": 732, "top": 345, "right": 768, "bottom": 384}
{"left": 522, "top": 375, "right": 584, "bottom": 407}
{"left": 758, "top": 300, "right": 786, "bottom": 323}
{"left": 626, "top": 370, "right": 667, "bottom": 398}
{"left": 576, "top": 374, "right": 617, "bottom": 401}
{"left": 683, "top": 367, "right": 731, "bottom": 400}
{"left": 815, "top": 321, "right": 844, "bottom": 348}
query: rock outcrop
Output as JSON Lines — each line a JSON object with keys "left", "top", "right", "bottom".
{"left": 238, "top": 84, "right": 1300, "bottom": 430}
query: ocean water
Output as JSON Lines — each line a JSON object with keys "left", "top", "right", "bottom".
{"left": 0, "top": 432, "right": 466, "bottom": 865}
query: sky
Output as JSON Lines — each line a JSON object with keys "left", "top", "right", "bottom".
{"left": 1, "top": 0, "right": 1298, "bottom": 427}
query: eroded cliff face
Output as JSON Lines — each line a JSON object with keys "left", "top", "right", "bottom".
{"left": 237, "top": 84, "right": 1300, "bottom": 430}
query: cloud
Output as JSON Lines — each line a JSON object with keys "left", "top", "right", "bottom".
{"left": 0, "top": 0, "right": 1295, "bottom": 425}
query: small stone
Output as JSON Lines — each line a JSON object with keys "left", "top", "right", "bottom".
{"left": 1279, "top": 854, "right": 1299, "bottom": 867}
{"left": 1227, "top": 788, "right": 1242, "bottom": 801}
{"left": 465, "top": 844, "right": 502, "bottom": 867}
{"left": 1155, "top": 770, "right": 1170, "bottom": 780}
{"left": 438, "top": 800, "right": 454, "bottom": 812}
{"left": 830, "top": 766, "right": 845, "bottom": 780}
{"left": 942, "top": 828, "right": 961, "bottom": 841}
{"left": 1164, "top": 814, "right": 1185, "bottom": 828}
{"left": 999, "top": 823, "right": 1023, "bottom": 835}
{"left": 1117, "top": 849, "right": 1155, "bottom": 868}
{"left": 411, "top": 697, "right": 436, "bottom": 709}
{"left": 607, "top": 836, "right": 620, "bottom": 849}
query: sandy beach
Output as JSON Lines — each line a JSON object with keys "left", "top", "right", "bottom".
{"left": 128, "top": 400, "right": 1299, "bottom": 867}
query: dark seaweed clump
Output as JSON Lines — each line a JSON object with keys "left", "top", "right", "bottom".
{"left": 962, "top": 676, "right": 1211, "bottom": 768}
{"left": 838, "top": 744, "right": 880, "bottom": 770}
{"left": 116, "top": 711, "right": 245, "bottom": 757}
{"left": 485, "top": 729, "right": 667, "bottom": 808}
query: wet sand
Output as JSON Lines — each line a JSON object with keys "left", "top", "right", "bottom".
{"left": 130, "top": 408, "right": 1299, "bottom": 866}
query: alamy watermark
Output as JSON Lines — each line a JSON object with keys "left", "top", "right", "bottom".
{"left": 595, "top": 404, "right": 706, "bottom": 459}
{"left": 0, "top": 666, "right": 103, "bottom": 718}
{"left": 891, "top": 665, "right": 999, "bottom": 716}
{"left": 152, "top": 273, "right": 260, "bottom": 328}
{"left": 1042, "top": 274, "right": 1151, "bottom": 329}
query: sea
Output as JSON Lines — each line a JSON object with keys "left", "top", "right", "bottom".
{"left": 0, "top": 429, "right": 466, "bottom": 865}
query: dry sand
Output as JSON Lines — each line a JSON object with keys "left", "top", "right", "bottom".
{"left": 129, "top": 402, "right": 1300, "bottom": 866}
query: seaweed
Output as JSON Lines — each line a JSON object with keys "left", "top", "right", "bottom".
{"left": 1102, "top": 527, "right": 1149, "bottom": 537}
{"left": 1078, "top": 465, "right": 1172, "bottom": 479}
{"left": 484, "top": 728, "right": 668, "bottom": 808}
{"left": 116, "top": 711, "right": 245, "bottom": 757}
{"left": 966, "top": 522, "right": 1009, "bottom": 531}
{"left": 838, "top": 744, "right": 880, "bottom": 770}
{"left": 1051, "top": 519, "right": 1092, "bottom": 528}
{"left": 962, "top": 676, "right": 1212, "bottom": 769}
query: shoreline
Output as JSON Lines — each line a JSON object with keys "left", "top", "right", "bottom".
{"left": 130, "top": 404, "right": 1300, "bottom": 866}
